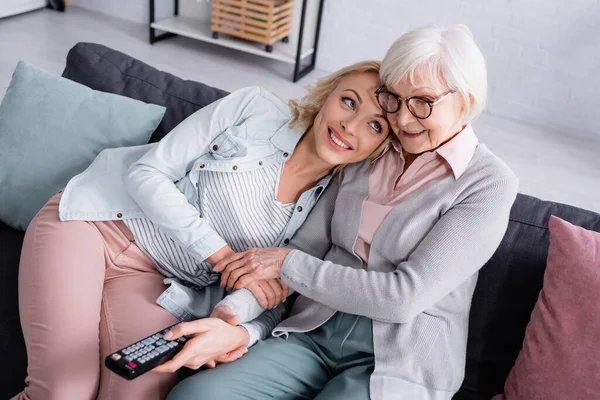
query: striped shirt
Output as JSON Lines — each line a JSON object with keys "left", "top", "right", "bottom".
{"left": 125, "top": 162, "right": 295, "bottom": 287}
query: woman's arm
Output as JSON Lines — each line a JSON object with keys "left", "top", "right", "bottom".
{"left": 214, "top": 175, "right": 340, "bottom": 288}
{"left": 152, "top": 299, "right": 295, "bottom": 373}
{"left": 213, "top": 281, "right": 289, "bottom": 325}
{"left": 220, "top": 175, "right": 518, "bottom": 324}
{"left": 240, "top": 298, "right": 294, "bottom": 346}
{"left": 125, "top": 87, "right": 287, "bottom": 263}
{"left": 280, "top": 176, "right": 518, "bottom": 323}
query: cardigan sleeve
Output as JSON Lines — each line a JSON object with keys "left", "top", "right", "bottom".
{"left": 280, "top": 174, "right": 518, "bottom": 324}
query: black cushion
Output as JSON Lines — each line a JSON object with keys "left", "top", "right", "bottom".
{"left": 0, "top": 220, "right": 27, "bottom": 398}
{"left": 61, "top": 42, "right": 229, "bottom": 143}
{"left": 457, "top": 193, "right": 600, "bottom": 398}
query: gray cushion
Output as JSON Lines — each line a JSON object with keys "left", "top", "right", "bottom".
{"left": 0, "top": 61, "right": 165, "bottom": 230}
{"left": 61, "top": 42, "right": 229, "bottom": 143}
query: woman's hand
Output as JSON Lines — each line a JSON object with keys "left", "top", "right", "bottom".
{"left": 246, "top": 279, "right": 290, "bottom": 309}
{"left": 213, "top": 248, "right": 291, "bottom": 291}
{"left": 151, "top": 318, "right": 249, "bottom": 373}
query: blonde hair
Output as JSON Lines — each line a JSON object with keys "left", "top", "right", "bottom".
{"left": 289, "top": 61, "right": 392, "bottom": 174}
{"left": 380, "top": 24, "right": 487, "bottom": 123}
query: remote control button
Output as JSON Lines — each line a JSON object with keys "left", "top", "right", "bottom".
{"left": 157, "top": 339, "right": 166, "bottom": 346}
{"left": 177, "top": 337, "right": 187, "bottom": 343}
{"left": 139, "top": 358, "right": 146, "bottom": 364}
{"left": 152, "top": 334, "right": 162, "bottom": 340}
{"left": 151, "top": 351, "right": 159, "bottom": 358}
{"left": 142, "top": 338, "right": 156, "bottom": 346}
{"left": 127, "top": 362, "right": 137, "bottom": 369}
{"left": 168, "top": 342, "right": 177, "bottom": 348}
{"left": 122, "top": 349, "right": 130, "bottom": 355}
{"left": 157, "top": 345, "right": 170, "bottom": 354}
{"left": 110, "top": 353, "right": 121, "bottom": 360}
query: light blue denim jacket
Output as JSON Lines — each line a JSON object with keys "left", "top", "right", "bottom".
{"left": 59, "top": 86, "right": 331, "bottom": 344}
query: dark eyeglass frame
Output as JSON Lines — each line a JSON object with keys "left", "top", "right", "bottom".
{"left": 375, "top": 85, "right": 457, "bottom": 119}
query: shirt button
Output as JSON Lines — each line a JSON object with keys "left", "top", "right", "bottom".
{"left": 297, "top": 206, "right": 303, "bottom": 212}
{"left": 199, "top": 164, "right": 205, "bottom": 168}
{"left": 284, "top": 239, "right": 290, "bottom": 245}
{"left": 283, "top": 152, "right": 289, "bottom": 157}
{"left": 212, "top": 145, "right": 219, "bottom": 151}
{"left": 116, "top": 213, "right": 123, "bottom": 218}
{"left": 258, "top": 161, "right": 263, "bottom": 166}
{"left": 233, "top": 165, "right": 238, "bottom": 171}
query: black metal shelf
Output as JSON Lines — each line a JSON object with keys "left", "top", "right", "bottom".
{"left": 149, "top": 0, "right": 325, "bottom": 82}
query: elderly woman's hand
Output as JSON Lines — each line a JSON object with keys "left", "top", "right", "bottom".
{"left": 213, "top": 248, "right": 291, "bottom": 292}
{"left": 151, "top": 318, "right": 249, "bottom": 373}
{"left": 245, "top": 279, "right": 290, "bottom": 308}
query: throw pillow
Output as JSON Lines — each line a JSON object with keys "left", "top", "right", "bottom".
{"left": 492, "top": 215, "right": 600, "bottom": 400}
{"left": 0, "top": 61, "right": 165, "bottom": 230}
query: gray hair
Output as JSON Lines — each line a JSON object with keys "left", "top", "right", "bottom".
{"left": 380, "top": 25, "right": 487, "bottom": 122}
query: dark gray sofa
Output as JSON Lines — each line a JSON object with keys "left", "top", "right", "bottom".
{"left": 1, "top": 42, "right": 599, "bottom": 400}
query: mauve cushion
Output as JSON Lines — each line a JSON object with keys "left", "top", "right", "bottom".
{"left": 492, "top": 216, "right": 600, "bottom": 400}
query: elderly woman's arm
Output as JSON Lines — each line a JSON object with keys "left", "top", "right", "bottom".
{"left": 213, "top": 176, "right": 340, "bottom": 306}
{"left": 221, "top": 173, "right": 518, "bottom": 324}
{"left": 280, "top": 174, "right": 518, "bottom": 323}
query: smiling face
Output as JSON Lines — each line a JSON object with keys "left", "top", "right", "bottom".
{"left": 387, "top": 74, "right": 467, "bottom": 156}
{"left": 307, "top": 72, "right": 391, "bottom": 167}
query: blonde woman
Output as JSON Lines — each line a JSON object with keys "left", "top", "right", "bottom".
{"left": 166, "top": 25, "right": 518, "bottom": 400}
{"left": 14, "top": 62, "right": 391, "bottom": 400}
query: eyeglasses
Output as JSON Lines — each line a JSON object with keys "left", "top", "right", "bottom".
{"left": 375, "top": 86, "right": 457, "bottom": 119}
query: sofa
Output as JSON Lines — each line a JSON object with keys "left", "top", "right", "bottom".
{"left": 1, "top": 42, "right": 599, "bottom": 400}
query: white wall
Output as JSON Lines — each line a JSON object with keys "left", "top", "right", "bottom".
{"left": 68, "top": 0, "right": 179, "bottom": 24}
{"left": 69, "top": 0, "right": 600, "bottom": 138}
{"left": 316, "top": 0, "right": 600, "bottom": 139}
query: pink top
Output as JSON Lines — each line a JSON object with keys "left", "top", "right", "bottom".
{"left": 354, "top": 124, "right": 479, "bottom": 267}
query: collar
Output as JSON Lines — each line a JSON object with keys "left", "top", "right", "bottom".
{"left": 435, "top": 124, "right": 479, "bottom": 179}
{"left": 269, "top": 123, "right": 304, "bottom": 154}
{"left": 370, "top": 124, "right": 478, "bottom": 180}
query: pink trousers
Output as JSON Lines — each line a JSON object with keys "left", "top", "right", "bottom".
{"left": 12, "top": 193, "right": 180, "bottom": 400}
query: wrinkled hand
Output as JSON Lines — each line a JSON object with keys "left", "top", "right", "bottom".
{"left": 213, "top": 248, "right": 291, "bottom": 291}
{"left": 246, "top": 279, "right": 289, "bottom": 309}
{"left": 151, "top": 318, "right": 249, "bottom": 373}
{"left": 210, "top": 305, "right": 240, "bottom": 325}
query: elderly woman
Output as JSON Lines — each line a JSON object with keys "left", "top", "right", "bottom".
{"left": 162, "top": 25, "right": 518, "bottom": 400}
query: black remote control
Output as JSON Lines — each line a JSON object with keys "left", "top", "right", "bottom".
{"left": 105, "top": 323, "right": 189, "bottom": 380}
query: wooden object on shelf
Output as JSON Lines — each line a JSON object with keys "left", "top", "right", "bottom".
{"left": 211, "top": 0, "right": 293, "bottom": 50}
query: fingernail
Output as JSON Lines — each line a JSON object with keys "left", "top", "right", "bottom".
{"left": 163, "top": 331, "right": 173, "bottom": 340}
{"left": 242, "top": 348, "right": 249, "bottom": 354}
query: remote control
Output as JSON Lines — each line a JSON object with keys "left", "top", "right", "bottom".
{"left": 105, "top": 323, "right": 189, "bottom": 380}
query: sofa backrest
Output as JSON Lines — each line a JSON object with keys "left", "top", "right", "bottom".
{"left": 61, "top": 42, "right": 229, "bottom": 143}
{"left": 459, "top": 193, "right": 600, "bottom": 398}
